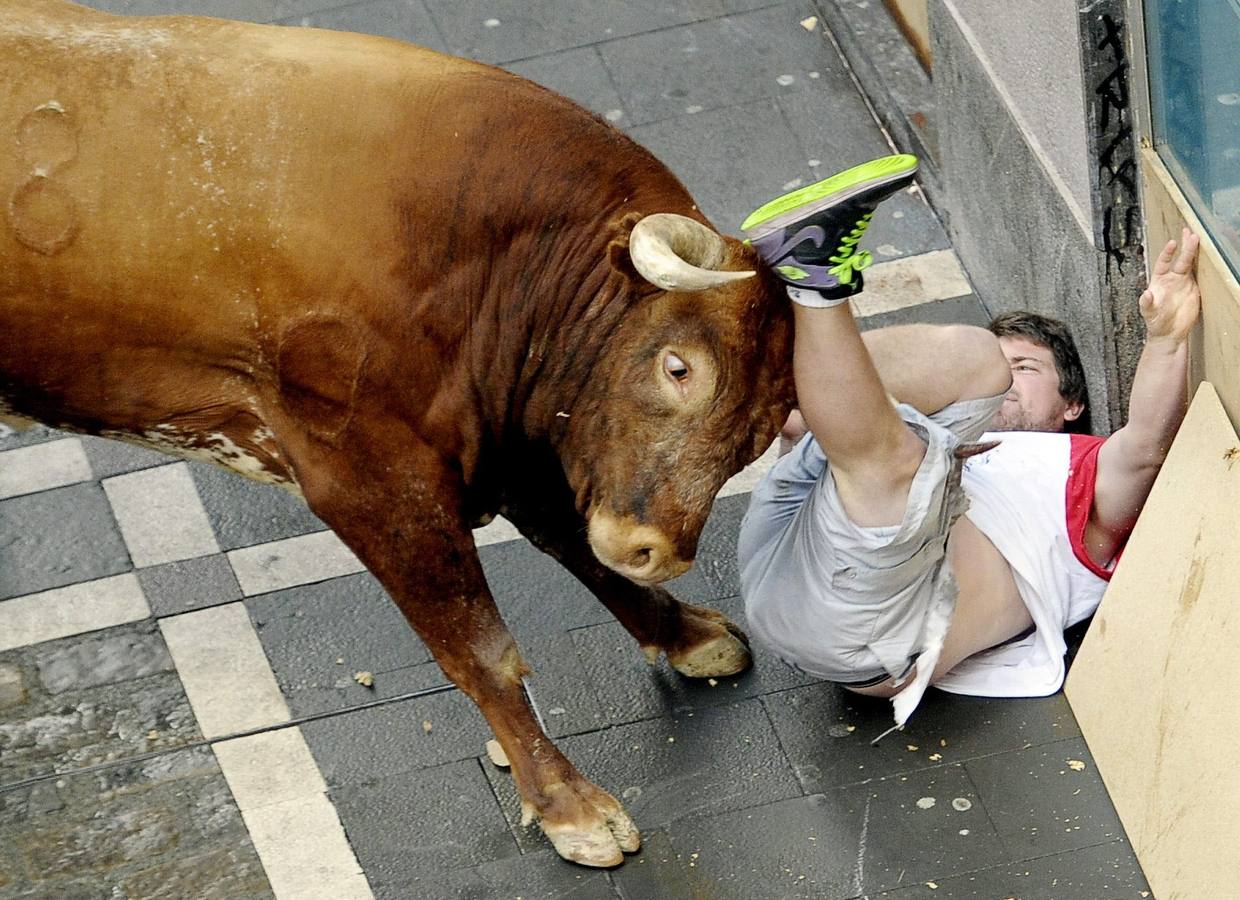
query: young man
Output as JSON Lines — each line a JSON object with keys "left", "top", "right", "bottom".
{"left": 987, "top": 311, "right": 1091, "bottom": 435}
{"left": 738, "top": 154, "right": 1201, "bottom": 727}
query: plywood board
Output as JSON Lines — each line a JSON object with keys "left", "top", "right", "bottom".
{"left": 1065, "top": 382, "right": 1240, "bottom": 898}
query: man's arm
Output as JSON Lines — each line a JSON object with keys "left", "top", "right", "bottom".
{"left": 1089, "top": 228, "right": 1201, "bottom": 564}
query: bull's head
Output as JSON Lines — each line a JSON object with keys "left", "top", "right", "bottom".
{"left": 563, "top": 213, "right": 795, "bottom": 585}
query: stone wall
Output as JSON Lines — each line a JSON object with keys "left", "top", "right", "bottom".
{"left": 927, "top": 0, "right": 1147, "bottom": 431}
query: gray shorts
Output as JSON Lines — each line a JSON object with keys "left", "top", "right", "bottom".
{"left": 737, "top": 392, "right": 1006, "bottom": 683}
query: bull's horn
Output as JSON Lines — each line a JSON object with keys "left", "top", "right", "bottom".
{"left": 629, "top": 213, "right": 755, "bottom": 292}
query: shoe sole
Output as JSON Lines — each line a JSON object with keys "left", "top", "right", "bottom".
{"left": 740, "top": 154, "right": 919, "bottom": 236}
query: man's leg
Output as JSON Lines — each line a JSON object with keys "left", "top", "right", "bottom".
{"left": 792, "top": 304, "right": 928, "bottom": 526}
{"left": 742, "top": 156, "right": 913, "bottom": 522}
{"left": 778, "top": 325, "right": 1009, "bottom": 458}
{"left": 862, "top": 324, "right": 1011, "bottom": 415}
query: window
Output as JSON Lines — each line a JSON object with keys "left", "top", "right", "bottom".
{"left": 1145, "top": 0, "right": 1240, "bottom": 276}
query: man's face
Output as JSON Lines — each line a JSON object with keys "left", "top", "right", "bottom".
{"left": 989, "top": 336, "right": 1083, "bottom": 433}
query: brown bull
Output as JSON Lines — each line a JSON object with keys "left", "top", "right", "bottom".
{"left": 0, "top": 0, "right": 795, "bottom": 866}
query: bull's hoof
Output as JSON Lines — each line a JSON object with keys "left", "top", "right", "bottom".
{"left": 666, "top": 605, "right": 753, "bottom": 678}
{"left": 525, "top": 782, "right": 640, "bottom": 868}
{"left": 667, "top": 629, "right": 752, "bottom": 677}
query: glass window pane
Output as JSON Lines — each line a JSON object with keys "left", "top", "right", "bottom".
{"left": 1145, "top": 0, "right": 1240, "bottom": 276}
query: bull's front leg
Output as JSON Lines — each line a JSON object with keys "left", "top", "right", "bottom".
{"left": 300, "top": 461, "right": 639, "bottom": 867}
{"left": 502, "top": 503, "right": 752, "bottom": 678}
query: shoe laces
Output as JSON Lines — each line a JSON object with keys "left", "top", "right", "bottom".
{"left": 828, "top": 213, "right": 875, "bottom": 284}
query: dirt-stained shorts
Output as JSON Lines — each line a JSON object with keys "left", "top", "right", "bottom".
{"left": 737, "top": 391, "right": 1006, "bottom": 683}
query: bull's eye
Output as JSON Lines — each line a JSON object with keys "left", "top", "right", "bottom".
{"left": 663, "top": 352, "right": 690, "bottom": 382}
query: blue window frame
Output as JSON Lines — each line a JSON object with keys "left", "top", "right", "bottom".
{"left": 1145, "top": 0, "right": 1240, "bottom": 276}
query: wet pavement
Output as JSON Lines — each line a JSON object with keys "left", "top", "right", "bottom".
{"left": 0, "top": 1, "right": 1149, "bottom": 898}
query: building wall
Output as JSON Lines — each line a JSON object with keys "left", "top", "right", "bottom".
{"left": 928, "top": 0, "right": 1119, "bottom": 427}
{"left": 947, "top": 1, "right": 1094, "bottom": 231}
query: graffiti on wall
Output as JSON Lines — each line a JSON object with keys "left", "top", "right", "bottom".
{"left": 1089, "top": 11, "right": 1140, "bottom": 278}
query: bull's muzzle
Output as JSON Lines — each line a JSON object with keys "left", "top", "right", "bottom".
{"left": 586, "top": 509, "right": 691, "bottom": 585}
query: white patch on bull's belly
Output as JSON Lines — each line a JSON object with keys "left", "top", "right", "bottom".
{"left": 103, "top": 425, "right": 304, "bottom": 498}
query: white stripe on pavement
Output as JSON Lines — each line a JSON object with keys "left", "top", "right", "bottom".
{"left": 103, "top": 463, "right": 220, "bottom": 567}
{"left": 473, "top": 516, "right": 523, "bottom": 547}
{"left": 0, "top": 438, "right": 93, "bottom": 500}
{"left": 214, "top": 728, "right": 372, "bottom": 900}
{"left": 241, "top": 793, "right": 373, "bottom": 899}
{"left": 227, "top": 530, "right": 366, "bottom": 596}
{"left": 159, "top": 602, "right": 290, "bottom": 738}
{"left": 852, "top": 248, "right": 973, "bottom": 317}
{"left": 0, "top": 573, "right": 149, "bottom": 652}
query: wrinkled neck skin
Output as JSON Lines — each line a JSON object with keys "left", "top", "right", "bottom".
{"left": 462, "top": 202, "right": 650, "bottom": 517}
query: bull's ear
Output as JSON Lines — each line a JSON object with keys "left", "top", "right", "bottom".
{"left": 607, "top": 211, "right": 646, "bottom": 284}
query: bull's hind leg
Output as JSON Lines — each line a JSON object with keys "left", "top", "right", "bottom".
{"left": 296, "top": 454, "right": 638, "bottom": 868}
{"left": 503, "top": 504, "right": 752, "bottom": 678}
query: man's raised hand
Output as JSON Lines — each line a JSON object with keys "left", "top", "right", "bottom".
{"left": 1139, "top": 227, "right": 1201, "bottom": 344}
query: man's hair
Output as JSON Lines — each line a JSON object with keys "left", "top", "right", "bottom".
{"left": 988, "top": 311, "right": 1091, "bottom": 434}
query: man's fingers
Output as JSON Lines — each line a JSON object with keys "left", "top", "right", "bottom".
{"left": 1152, "top": 239, "right": 1178, "bottom": 275}
{"left": 1172, "top": 231, "right": 1200, "bottom": 274}
{"left": 1139, "top": 289, "right": 1155, "bottom": 314}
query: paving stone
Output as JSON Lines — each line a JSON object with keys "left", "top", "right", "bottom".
{"left": 246, "top": 572, "right": 433, "bottom": 717}
{"left": 599, "top": 3, "right": 834, "bottom": 126}
{"left": 137, "top": 553, "right": 244, "bottom": 618}
{"left": 0, "top": 664, "right": 26, "bottom": 712}
{"left": 0, "top": 880, "right": 107, "bottom": 900}
{"left": 568, "top": 594, "right": 817, "bottom": 730}
{"left": 0, "top": 438, "right": 92, "bottom": 502}
{"left": 374, "top": 847, "right": 617, "bottom": 900}
{"left": 301, "top": 689, "right": 493, "bottom": 787}
{"left": 78, "top": 434, "right": 169, "bottom": 479}
{"left": 613, "top": 764, "right": 1003, "bottom": 899}
{"left": 36, "top": 626, "right": 173, "bottom": 695}
{"left": 118, "top": 846, "right": 276, "bottom": 899}
{"left": 103, "top": 463, "right": 220, "bottom": 568}
{"left": 0, "top": 746, "right": 270, "bottom": 899}
{"left": 519, "top": 629, "right": 608, "bottom": 739}
{"left": 506, "top": 46, "right": 628, "bottom": 123}
{"left": 228, "top": 530, "right": 365, "bottom": 597}
{"left": 629, "top": 99, "right": 816, "bottom": 238}
{"left": 763, "top": 683, "right": 1081, "bottom": 794}
{"left": 424, "top": 0, "right": 727, "bottom": 64}
{"left": 862, "top": 190, "right": 952, "bottom": 263}
{"left": 0, "top": 483, "right": 131, "bottom": 602}
{"left": 0, "top": 622, "right": 199, "bottom": 786}
{"left": 277, "top": 0, "right": 448, "bottom": 53}
{"left": 331, "top": 758, "right": 517, "bottom": 886}
{"left": 776, "top": 78, "right": 894, "bottom": 171}
{"left": 484, "top": 699, "right": 802, "bottom": 853}
{"left": 480, "top": 539, "right": 615, "bottom": 641}
{"left": 78, "top": 0, "right": 333, "bottom": 23}
{"left": 0, "top": 423, "right": 62, "bottom": 452}
{"left": 964, "top": 737, "right": 1126, "bottom": 862}
{"left": 189, "top": 461, "right": 325, "bottom": 552}
{"left": 859, "top": 293, "right": 991, "bottom": 331}
{"left": 871, "top": 839, "right": 1150, "bottom": 898}
{"left": 666, "top": 493, "right": 748, "bottom": 603}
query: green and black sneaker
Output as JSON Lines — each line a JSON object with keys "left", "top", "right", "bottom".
{"left": 742, "top": 154, "right": 919, "bottom": 298}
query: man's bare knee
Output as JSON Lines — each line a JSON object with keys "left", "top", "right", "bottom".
{"left": 950, "top": 326, "right": 1010, "bottom": 402}
{"left": 778, "top": 410, "right": 808, "bottom": 456}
